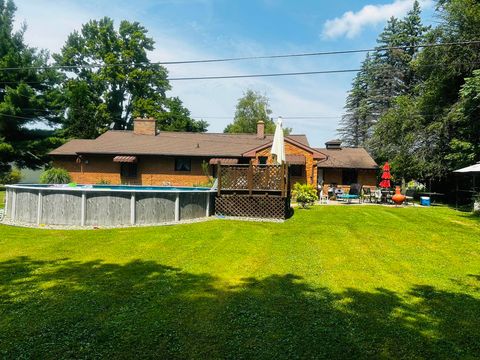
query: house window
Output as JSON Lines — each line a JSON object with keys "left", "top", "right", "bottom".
{"left": 290, "top": 165, "right": 304, "bottom": 177}
{"left": 342, "top": 169, "right": 358, "bottom": 185}
{"left": 120, "top": 163, "right": 138, "bottom": 178}
{"left": 258, "top": 156, "right": 268, "bottom": 165}
{"left": 175, "top": 158, "right": 191, "bottom": 172}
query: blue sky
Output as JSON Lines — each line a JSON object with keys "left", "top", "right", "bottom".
{"left": 15, "top": 0, "right": 434, "bottom": 147}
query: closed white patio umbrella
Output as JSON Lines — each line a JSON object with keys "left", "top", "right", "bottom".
{"left": 271, "top": 117, "right": 285, "bottom": 164}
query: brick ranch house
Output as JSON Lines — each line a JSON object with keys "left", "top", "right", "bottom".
{"left": 49, "top": 117, "right": 378, "bottom": 192}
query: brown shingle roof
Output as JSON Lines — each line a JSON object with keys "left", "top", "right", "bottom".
{"left": 49, "top": 130, "right": 310, "bottom": 157}
{"left": 49, "top": 139, "right": 96, "bottom": 156}
{"left": 314, "top": 147, "right": 378, "bottom": 169}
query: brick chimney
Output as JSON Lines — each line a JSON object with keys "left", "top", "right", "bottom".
{"left": 256, "top": 120, "right": 265, "bottom": 139}
{"left": 133, "top": 117, "right": 157, "bottom": 136}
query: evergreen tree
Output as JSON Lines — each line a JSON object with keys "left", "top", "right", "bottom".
{"left": 400, "top": 0, "right": 430, "bottom": 90}
{"left": 338, "top": 54, "right": 373, "bottom": 147}
{"left": 339, "top": 1, "right": 429, "bottom": 154}
{"left": 0, "top": 0, "right": 63, "bottom": 178}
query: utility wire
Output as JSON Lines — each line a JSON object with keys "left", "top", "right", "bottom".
{"left": 0, "top": 60, "right": 479, "bottom": 84}
{"left": 168, "top": 69, "right": 360, "bottom": 81}
{"left": 0, "top": 40, "right": 479, "bottom": 71}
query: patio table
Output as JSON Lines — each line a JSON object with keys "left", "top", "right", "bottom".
{"left": 419, "top": 192, "right": 445, "bottom": 205}
{"left": 381, "top": 190, "right": 394, "bottom": 204}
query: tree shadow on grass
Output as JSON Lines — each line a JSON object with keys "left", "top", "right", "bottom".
{"left": 458, "top": 212, "right": 480, "bottom": 224}
{"left": 0, "top": 257, "right": 479, "bottom": 359}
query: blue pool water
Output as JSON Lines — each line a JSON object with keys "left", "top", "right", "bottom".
{"left": 91, "top": 184, "right": 211, "bottom": 191}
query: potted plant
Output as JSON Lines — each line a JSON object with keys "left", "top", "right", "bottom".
{"left": 292, "top": 183, "right": 318, "bottom": 208}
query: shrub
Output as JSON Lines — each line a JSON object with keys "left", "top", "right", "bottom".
{"left": 40, "top": 168, "right": 72, "bottom": 184}
{"left": 97, "top": 179, "right": 111, "bottom": 185}
{"left": 407, "top": 180, "right": 426, "bottom": 191}
{"left": 292, "top": 182, "right": 318, "bottom": 208}
{"left": 0, "top": 168, "right": 22, "bottom": 184}
{"left": 199, "top": 160, "right": 214, "bottom": 187}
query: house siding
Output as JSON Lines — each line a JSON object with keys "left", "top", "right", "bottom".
{"left": 53, "top": 155, "right": 211, "bottom": 186}
{"left": 253, "top": 142, "right": 317, "bottom": 187}
{"left": 320, "top": 168, "right": 377, "bottom": 194}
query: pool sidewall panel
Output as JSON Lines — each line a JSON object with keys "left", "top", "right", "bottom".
{"left": 4, "top": 185, "right": 214, "bottom": 227}
{"left": 15, "top": 190, "right": 38, "bottom": 223}
{"left": 42, "top": 191, "right": 82, "bottom": 225}
{"left": 5, "top": 188, "right": 12, "bottom": 219}
{"left": 180, "top": 192, "right": 208, "bottom": 220}
{"left": 135, "top": 192, "right": 176, "bottom": 224}
{"left": 86, "top": 191, "right": 130, "bottom": 226}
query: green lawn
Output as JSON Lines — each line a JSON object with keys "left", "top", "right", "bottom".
{"left": 0, "top": 206, "right": 479, "bottom": 359}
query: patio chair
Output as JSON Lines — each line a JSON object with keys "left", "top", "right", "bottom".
{"left": 373, "top": 189, "right": 383, "bottom": 203}
{"left": 362, "top": 187, "right": 373, "bottom": 203}
{"left": 319, "top": 191, "right": 328, "bottom": 204}
{"left": 335, "top": 188, "right": 345, "bottom": 200}
{"left": 348, "top": 183, "right": 362, "bottom": 204}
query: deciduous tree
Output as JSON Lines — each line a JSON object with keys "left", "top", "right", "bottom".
{"left": 54, "top": 17, "right": 206, "bottom": 138}
{"left": 224, "top": 90, "right": 291, "bottom": 134}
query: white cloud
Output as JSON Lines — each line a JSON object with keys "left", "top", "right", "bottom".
{"left": 323, "top": 0, "right": 433, "bottom": 39}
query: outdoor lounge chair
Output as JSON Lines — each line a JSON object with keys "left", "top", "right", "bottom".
{"left": 348, "top": 183, "right": 362, "bottom": 203}
{"left": 338, "top": 184, "right": 362, "bottom": 203}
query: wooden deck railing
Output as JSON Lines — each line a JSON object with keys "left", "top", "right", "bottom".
{"left": 217, "top": 163, "right": 289, "bottom": 197}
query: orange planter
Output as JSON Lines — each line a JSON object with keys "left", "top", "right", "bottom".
{"left": 392, "top": 186, "right": 406, "bottom": 205}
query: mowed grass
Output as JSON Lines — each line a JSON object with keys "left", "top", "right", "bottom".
{"left": 0, "top": 206, "right": 479, "bottom": 359}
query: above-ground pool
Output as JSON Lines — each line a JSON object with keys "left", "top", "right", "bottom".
{"left": 3, "top": 184, "right": 215, "bottom": 227}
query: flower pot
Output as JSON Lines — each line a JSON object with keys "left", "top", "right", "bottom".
{"left": 392, "top": 186, "right": 406, "bottom": 205}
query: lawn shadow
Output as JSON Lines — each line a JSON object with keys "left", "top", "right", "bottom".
{"left": 458, "top": 211, "right": 480, "bottom": 224}
{"left": 0, "top": 257, "right": 479, "bottom": 359}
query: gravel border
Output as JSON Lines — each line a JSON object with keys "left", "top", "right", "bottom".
{"left": 0, "top": 214, "right": 285, "bottom": 230}
{"left": 0, "top": 216, "right": 214, "bottom": 230}
{"left": 214, "top": 215, "right": 285, "bottom": 223}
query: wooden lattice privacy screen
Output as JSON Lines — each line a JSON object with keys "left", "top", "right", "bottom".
{"left": 215, "top": 163, "right": 291, "bottom": 219}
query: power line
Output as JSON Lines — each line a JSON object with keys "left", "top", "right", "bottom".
{"left": 161, "top": 40, "right": 480, "bottom": 65}
{"left": 1, "top": 69, "right": 357, "bottom": 83}
{"left": 0, "top": 40, "right": 479, "bottom": 72}
{"left": 0, "top": 113, "right": 41, "bottom": 120}
{"left": 191, "top": 116, "right": 342, "bottom": 119}
{"left": 168, "top": 69, "right": 360, "bottom": 81}
{"left": 1, "top": 60, "right": 479, "bottom": 85}
{"left": 0, "top": 111, "right": 447, "bottom": 121}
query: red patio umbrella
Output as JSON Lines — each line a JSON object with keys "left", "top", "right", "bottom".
{"left": 379, "top": 162, "right": 391, "bottom": 188}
